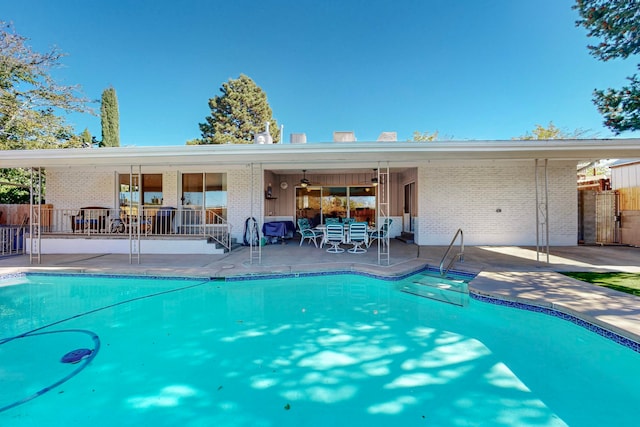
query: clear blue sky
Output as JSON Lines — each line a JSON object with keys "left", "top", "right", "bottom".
{"left": 5, "top": 0, "right": 640, "bottom": 146}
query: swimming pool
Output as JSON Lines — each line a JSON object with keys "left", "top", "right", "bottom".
{"left": 1, "top": 272, "right": 639, "bottom": 426}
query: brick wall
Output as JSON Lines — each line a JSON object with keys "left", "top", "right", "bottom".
{"left": 227, "top": 165, "right": 263, "bottom": 243}
{"left": 45, "top": 160, "right": 579, "bottom": 247}
{"left": 163, "top": 171, "right": 178, "bottom": 206}
{"left": 416, "top": 160, "right": 577, "bottom": 246}
{"left": 46, "top": 168, "right": 115, "bottom": 209}
{"left": 46, "top": 166, "right": 261, "bottom": 243}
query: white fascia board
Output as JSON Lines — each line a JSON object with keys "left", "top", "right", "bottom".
{"left": 2, "top": 139, "right": 640, "bottom": 169}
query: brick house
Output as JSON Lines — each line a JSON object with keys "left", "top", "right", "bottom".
{"left": 2, "top": 138, "right": 640, "bottom": 256}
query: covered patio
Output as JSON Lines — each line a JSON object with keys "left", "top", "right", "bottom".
{"left": 3, "top": 138, "right": 640, "bottom": 266}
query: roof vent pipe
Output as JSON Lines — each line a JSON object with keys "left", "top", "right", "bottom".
{"left": 254, "top": 121, "right": 273, "bottom": 144}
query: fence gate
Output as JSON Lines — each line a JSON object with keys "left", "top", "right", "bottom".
{"left": 595, "top": 191, "right": 618, "bottom": 244}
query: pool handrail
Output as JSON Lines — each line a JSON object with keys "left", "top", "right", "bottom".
{"left": 439, "top": 228, "right": 464, "bottom": 277}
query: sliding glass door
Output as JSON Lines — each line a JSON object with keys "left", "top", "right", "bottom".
{"left": 296, "top": 187, "right": 322, "bottom": 227}
{"left": 295, "top": 186, "right": 376, "bottom": 226}
{"left": 181, "top": 173, "right": 227, "bottom": 220}
{"left": 180, "top": 173, "right": 227, "bottom": 233}
{"left": 348, "top": 186, "right": 376, "bottom": 226}
{"left": 322, "top": 187, "right": 347, "bottom": 220}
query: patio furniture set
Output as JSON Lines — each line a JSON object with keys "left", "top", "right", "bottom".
{"left": 71, "top": 207, "right": 176, "bottom": 235}
{"left": 296, "top": 218, "right": 392, "bottom": 254}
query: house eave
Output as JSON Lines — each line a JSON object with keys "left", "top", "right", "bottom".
{"left": 2, "top": 138, "right": 640, "bottom": 169}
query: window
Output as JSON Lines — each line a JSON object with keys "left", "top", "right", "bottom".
{"left": 181, "top": 173, "right": 227, "bottom": 220}
{"left": 119, "top": 174, "right": 163, "bottom": 207}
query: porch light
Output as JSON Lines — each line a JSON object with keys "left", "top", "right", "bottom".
{"left": 300, "top": 170, "right": 310, "bottom": 188}
{"left": 371, "top": 169, "right": 378, "bottom": 187}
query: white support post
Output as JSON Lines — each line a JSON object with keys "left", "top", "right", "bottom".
{"left": 535, "top": 159, "right": 550, "bottom": 263}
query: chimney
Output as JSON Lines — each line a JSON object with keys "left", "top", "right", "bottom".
{"left": 290, "top": 133, "right": 307, "bottom": 144}
{"left": 377, "top": 131, "right": 397, "bottom": 142}
{"left": 333, "top": 131, "right": 356, "bottom": 142}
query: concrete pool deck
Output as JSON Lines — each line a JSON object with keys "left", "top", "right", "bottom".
{"left": 1, "top": 241, "right": 639, "bottom": 345}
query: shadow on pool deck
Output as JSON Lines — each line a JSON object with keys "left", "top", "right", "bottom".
{"left": 1, "top": 241, "right": 639, "bottom": 343}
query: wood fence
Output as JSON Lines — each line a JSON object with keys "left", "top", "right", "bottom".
{"left": 618, "top": 187, "right": 640, "bottom": 211}
{"left": 596, "top": 191, "right": 617, "bottom": 244}
{"left": 616, "top": 187, "right": 640, "bottom": 246}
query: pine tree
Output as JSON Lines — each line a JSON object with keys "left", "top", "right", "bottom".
{"left": 574, "top": 0, "right": 640, "bottom": 134}
{"left": 198, "top": 74, "right": 279, "bottom": 144}
{"left": 100, "top": 87, "right": 120, "bottom": 147}
{"left": 79, "top": 128, "right": 92, "bottom": 147}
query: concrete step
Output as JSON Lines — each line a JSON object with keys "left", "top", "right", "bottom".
{"left": 396, "top": 232, "right": 414, "bottom": 244}
{"left": 207, "top": 235, "right": 238, "bottom": 252}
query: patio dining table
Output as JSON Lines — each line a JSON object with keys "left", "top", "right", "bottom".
{"left": 314, "top": 223, "right": 374, "bottom": 246}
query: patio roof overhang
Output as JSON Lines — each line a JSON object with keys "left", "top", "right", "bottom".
{"left": 2, "top": 138, "right": 640, "bottom": 169}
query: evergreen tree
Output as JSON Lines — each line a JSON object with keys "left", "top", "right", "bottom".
{"left": 80, "top": 128, "right": 92, "bottom": 147}
{"left": 100, "top": 87, "right": 120, "bottom": 147}
{"left": 574, "top": 0, "right": 640, "bottom": 134}
{"left": 198, "top": 74, "right": 280, "bottom": 144}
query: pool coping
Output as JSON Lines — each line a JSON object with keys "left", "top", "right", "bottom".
{"left": 469, "top": 291, "right": 640, "bottom": 353}
{"left": 2, "top": 267, "right": 639, "bottom": 354}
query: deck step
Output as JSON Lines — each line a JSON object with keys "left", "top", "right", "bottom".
{"left": 207, "top": 236, "right": 239, "bottom": 253}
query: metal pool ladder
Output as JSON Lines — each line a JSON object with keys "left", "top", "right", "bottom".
{"left": 439, "top": 228, "right": 464, "bottom": 277}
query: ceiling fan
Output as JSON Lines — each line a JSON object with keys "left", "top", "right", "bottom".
{"left": 300, "top": 170, "right": 311, "bottom": 188}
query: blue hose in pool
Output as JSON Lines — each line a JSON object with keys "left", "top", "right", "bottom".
{"left": 0, "top": 329, "right": 100, "bottom": 413}
{"left": 0, "top": 279, "right": 212, "bottom": 413}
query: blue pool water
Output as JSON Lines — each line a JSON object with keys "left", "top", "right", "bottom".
{"left": 0, "top": 272, "right": 639, "bottom": 426}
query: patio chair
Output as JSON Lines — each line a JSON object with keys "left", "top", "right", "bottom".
{"left": 368, "top": 218, "right": 392, "bottom": 248}
{"left": 71, "top": 207, "right": 110, "bottom": 233}
{"left": 297, "top": 218, "right": 321, "bottom": 247}
{"left": 325, "top": 217, "right": 341, "bottom": 225}
{"left": 347, "top": 222, "right": 368, "bottom": 253}
{"left": 325, "top": 224, "right": 345, "bottom": 253}
{"left": 342, "top": 217, "right": 355, "bottom": 226}
{"left": 154, "top": 207, "right": 176, "bottom": 234}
